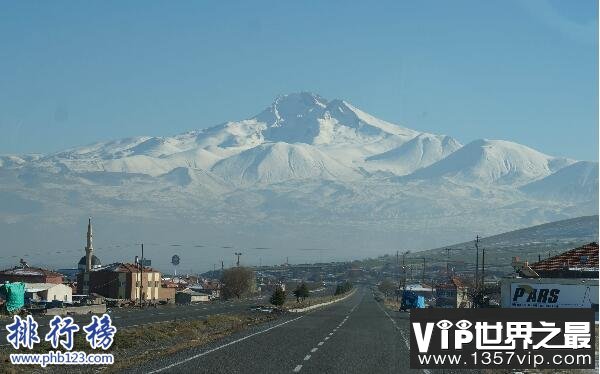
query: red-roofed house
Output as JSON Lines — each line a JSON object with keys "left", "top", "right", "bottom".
{"left": 502, "top": 243, "right": 599, "bottom": 313}
{"left": 435, "top": 277, "right": 471, "bottom": 308}
{"left": 77, "top": 262, "right": 162, "bottom": 301}
{"left": 528, "top": 242, "right": 599, "bottom": 278}
{"left": 0, "top": 266, "right": 64, "bottom": 284}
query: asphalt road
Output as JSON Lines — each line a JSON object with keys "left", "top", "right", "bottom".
{"left": 129, "top": 287, "right": 420, "bottom": 374}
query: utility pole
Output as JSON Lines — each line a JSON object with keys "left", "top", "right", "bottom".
{"left": 138, "top": 243, "right": 144, "bottom": 307}
{"left": 481, "top": 247, "right": 485, "bottom": 291}
{"left": 421, "top": 258, "right": 426, "bottom": 285}
{"left": 396, "top": 251, "right": 399, "bottom": 302}
{"left": 445, "top": 248, "right": 451, "bottom": 277}
{"left": 402, "top": 251, "right": 409, "bottom": 293}
{"left": 235, "top": 252, "right": 242, "bottom": 267}
{"left": 475, "top": 236, "right": 480, "bottom": 290}
{"left": 221, "top": 260, "right": 224, "bottom": 271}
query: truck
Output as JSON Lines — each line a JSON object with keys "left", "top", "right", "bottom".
{"left": 400, "top": 290, "right": 425, "bottom": 311}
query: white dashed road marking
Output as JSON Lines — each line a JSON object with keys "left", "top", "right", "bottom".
{"left": 310, "top": 348, "right": 318, "bottom": 353}
{"left": 147, "top": 315, "right": 305, "bottom": 373}
{"left": 304, "top": 355, "right": 311, "bottom": 361}
{"left": 317, "top": 341, "right": 324, "bottom": 346}
{"left": 293, "top": 364, "right": 302, "bottom": 372}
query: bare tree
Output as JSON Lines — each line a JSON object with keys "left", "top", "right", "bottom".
{"left": 221, "top": 267, "right": 254, "bottom": 299}
{"left": 378, "top": 278, "right": 395, "bottom": 298}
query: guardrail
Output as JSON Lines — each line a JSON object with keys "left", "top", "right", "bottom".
{"left": 288, "top": 289, "right": 356, "bottom": 313}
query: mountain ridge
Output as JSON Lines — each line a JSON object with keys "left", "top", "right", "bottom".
{"left": 1, "top": 92, "right": 588, "bottom": 189}
{"left": 0, "top": 92, "right": 596, "bottom": 263}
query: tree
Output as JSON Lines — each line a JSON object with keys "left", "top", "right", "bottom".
{"left": 221, "top": 267, "right": 254, "bottom": 299}
{"left": 378, "top": 279, "right": 395, "bottom": 297}
{"left": 270, "top": 286, "right": 286, "bottom": 307}
{"left": 293, "top": 283, "right": 310, "bottom": 302}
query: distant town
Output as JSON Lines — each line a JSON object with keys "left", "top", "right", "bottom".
{"left": 0, "top": 217, "right": 597, "bottom": 316}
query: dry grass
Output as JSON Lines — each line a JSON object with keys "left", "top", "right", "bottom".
{"left": 0, "top": 313, "right": 277, "bottom": 373}
{"left": 383, "top": 298, "right": 400, "bottom": 310}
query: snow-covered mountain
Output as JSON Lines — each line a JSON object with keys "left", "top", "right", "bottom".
{"left": 0, "top": 92, "right": 596, "bottom": 267}
{"left": 365, "top": 133, "right": 462, "bottom": 175}
{"left": 406, "top": 139, "right": 574, "bottom": 185}
{"left": 521, "top": 161, "right": 599, "bottom": 202}
{"left": 211, "top": 142, "right": 361, "bottom": 186}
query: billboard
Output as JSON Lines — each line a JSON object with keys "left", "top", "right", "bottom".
{"left": 509, "top": 282, "right": 598, "bottom": 308}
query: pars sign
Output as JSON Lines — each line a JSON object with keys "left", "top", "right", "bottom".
{"left": 510, "top": 283, "right": 598, "bottom": 308}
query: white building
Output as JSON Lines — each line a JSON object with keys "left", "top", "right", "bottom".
{"left": 501, "top": 243, "right": 599, "bottom": 319}
{"left": 25, "top": 283, "right": 73, "bottom": 303}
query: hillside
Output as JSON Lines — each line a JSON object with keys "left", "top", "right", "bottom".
{"left": 418, "top": 215, "right": 599, "bottom": 276}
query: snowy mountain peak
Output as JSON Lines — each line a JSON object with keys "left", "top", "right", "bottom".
{"left": 255, "top": 92, "right": 327, "bottom": 127}
{"left": 0, "top": 92, "right": 586, "bottom": 192}
{"left": 408, "top": 138, "right": 574, "bottom": 185}
{"left": 365, "top": 132, "right": 462, "bottom": 175}
{"left": 249, "top": 93, "right": 419, "bottom": 146}
{"left": 0, "top": 92, "right": 595, "bottom": 254}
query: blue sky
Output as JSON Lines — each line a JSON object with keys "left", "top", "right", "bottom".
{"left": 0, "top": 0, "right": 597, "bottom": 160}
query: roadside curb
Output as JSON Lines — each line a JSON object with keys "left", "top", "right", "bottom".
{"left": 288, "top": 289, "right": 356, "bottom": 313}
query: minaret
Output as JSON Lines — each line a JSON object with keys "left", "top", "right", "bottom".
{"left": 85, "top": 217, "right": 94, "bottom": 272}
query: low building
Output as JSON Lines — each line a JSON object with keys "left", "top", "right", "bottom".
{"left": 189, "top": 281, "right": 221, "bottom": 300}
{"left": 25, "top": 283, "right": 73, "bottom": 303}
{"left": 158, "top": 286, "right": 176, "bottom": 303}
{"left": 0, "top": 266, "right": 64, "bottom": 284}
{"left": 77, "top": 263, "right": 163, "bottom": 301}
{"left": 175, "top": 289, "right": 210, "bottom": 304}
{"left": 501, "top": 243, "right": 599, "bottom": 317}
{"left": 405, "top": 283, "right": 435, "bottom": 298}
{"left": 435, "top": 277, "right": 471, "bottom": 308}
{"left": 201, "top": 280, "right": 221, "bottom": 299}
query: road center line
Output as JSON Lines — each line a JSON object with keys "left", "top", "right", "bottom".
{"left": 310, "top": 348, "right": 318, "bottom": 353}
{"left": 304, "top": 355, "right": 311, "bottom": 361}
{"left": 293, "top": 364, "right": 302, "bottom": 372}
{"left": 317, "top": 341, "right": 324, "bottom": 346}
{"left": 147, "top": 315, "right": 305, "bottom": 373}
